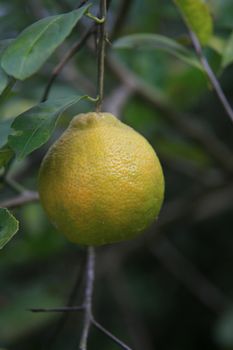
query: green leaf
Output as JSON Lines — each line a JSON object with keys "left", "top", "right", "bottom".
{"left": 222, "top": 31, "right": 233, "bottom": 68}
{"left": 0, "top": 119, "right": 13, "bottom": 147}
{"left": 1, "top": 5, "right": 89, "bottom": 80}
{"left": 0, "top": 119, "right": 14, "bottom": 170}
{"left": 8, "top": 95, "right": 85, "bottom": 159}
{"left": 114, "top": 34, "right": 203, "bottom": 71}
{"left": 0, "top": 40, "right": 11, "bottom": 96}
{"left": 174, "top": 0, "right": 213, "bottom": 45}
{"left": 208, "top": 35, "right": 226, "bottom": 55}
{"left": 0, "top": 146, "right": 13, "bottom": 168}
{"left": 0, "top": 68, "right": 8, "bottom": 95}
{"left": 0, "top": 208, "right": 19, "bottom": 249}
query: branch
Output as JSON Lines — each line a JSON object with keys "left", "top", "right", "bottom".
{"left": 41, "top": 27, "right": 95, "bottom": 102}
{"left": 92, "top": 318, "right": 132, "bottom": 350}
{"left": 190, "top": 30, "right": 233, "bottom": 124}
{"left": 96, "top": 0, "right": 107, "bottom": 112}
{"left": 0, "top": 191, "right": 39, "bottom": 208}
{"left": 30, "top": 306, "right": 84, "bottom": 313}
{"left": 79, "top": 246, "right": 95, "bottom": 350}
{"left": 30, "top": 245, "right": 132, "bottom": 349}
{"left": 106, "top": 54, "right": 233, "bottom": 174}
{"left": 30, "top": 2, "right": 133, "bottom": 349}
{"left": 4, "top": 177, "right": 27, "bottom": 194}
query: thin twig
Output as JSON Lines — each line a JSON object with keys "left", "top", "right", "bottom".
{"left": 92, "top": 319, "right": 132, "bottom": 350}
{"left": 4, "top": 177, "right": 26, "bottom": 194}
{"left": 79, "top": 246, "right": 95, "bottom": 350}
{"left": 41, "top": 27, "right": 95, "bottom": 102}
{"left": 0, "top": 191, "right": 39, "bottom": 208}
{"left": 96, "top": 0, "right": 107, "bottom": 112}
{"left": 106, "top": 54, "right": 233, "bottom": 174}
{"left": 29, "top": 245, "right": 132, "bottom": 349}
{"left": 30, "top": 306, "right": 84, "bottom": 313}
{"left": 190, "top": 30, "right": 233, "bottom": 124}
{"left": 84, "top": 26, "right": 233, "bottom": 173}
{"left": 32, "top": 2, "right": 129, "bottom": 349}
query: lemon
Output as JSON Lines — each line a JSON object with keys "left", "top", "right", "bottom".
{"left": 38, "top": 112, "right": 164, "bottom": 245}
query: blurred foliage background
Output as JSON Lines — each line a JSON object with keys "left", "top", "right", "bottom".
{"left": 0, "top": 0, "right": 233, "bottom": 349}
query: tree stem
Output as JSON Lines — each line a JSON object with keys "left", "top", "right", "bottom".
{"left": 41, "top": 27, "right": 94, "bottom": 102}
{"left": 92, "top": 319, "right": 132, "bottom": 350}
{"left": 0, "top": 191, "right": 39, "bottom": 208}
{"left": 79, "top": 246, "right": 95, "bottom": 350}
{"left": 190, "top": 30, "right": 233, "bottom": 124}
{"left": 96, "top": 0, "right": 107, "bottom": 112}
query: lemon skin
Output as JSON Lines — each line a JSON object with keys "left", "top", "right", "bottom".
{"left": 38, "top": 112, "right": 165, "bottom": 246}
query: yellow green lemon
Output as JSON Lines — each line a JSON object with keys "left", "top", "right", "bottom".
{"left": 38, "top": 112, "right": 164, "bottom": 245}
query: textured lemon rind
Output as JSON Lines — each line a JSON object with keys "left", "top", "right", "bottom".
{"left": 38, "top": 112, "right": 164, "bottom": 246}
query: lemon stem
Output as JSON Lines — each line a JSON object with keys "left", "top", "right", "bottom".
{"left": 96, "top": 0, "right": 107, "bottom": 112}
{"left": 79, "top": 246, "right": 95, "bottom": 350}
{"left": 86, "top": 12, "right": 105, "bottom": 24}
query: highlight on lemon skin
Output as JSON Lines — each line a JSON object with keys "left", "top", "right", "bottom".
{"left": 38, "top": 112, "right": 165, "bottom": 246}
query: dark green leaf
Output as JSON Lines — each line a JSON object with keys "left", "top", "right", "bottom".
{"left": 0, "top": 119, "right": 13, "bottom": 147}
{"left": 174, "top": 0, "right": 213, "bottom": 45}
{"left": 0, "top": 40, "right": 11, "bottom": 96}
{"left": 0, "top": 208, "right": 19, "bottom": 249}
{"left": 0, "top": 119, "right": 14, "bottom": 169}
{"left": 8, "top": 95, "right": 85, "bottom": 159}
{"left": 222, "top": 31, "right": 233, "bottom": 68}
{"left": 1, "top": 5, "right": 89, "bottom": 80}
{"left": 114, "top": 34, "right": 203, "bottom": 71}
{"left": 208, "top": 36, "right": 226, "bottom": 55}
{"left": 0, "top": 146, "right": 13, "bottom": 168}
{"left": 209, "top": 0, "right": 233, "bottom": 29}
{"left": 0, "top": 68, "right": 8, "bottom": 95}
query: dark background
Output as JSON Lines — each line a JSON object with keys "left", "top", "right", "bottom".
{"left": 0, "top": 0, "right": 233, "bottom": 349}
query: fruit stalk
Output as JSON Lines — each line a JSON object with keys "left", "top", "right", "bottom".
{"left": 96, "top": 0, "right": 107, "bottom": 112}
{"left": 80, "top": 3, "right": 107, "bottom": 345}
